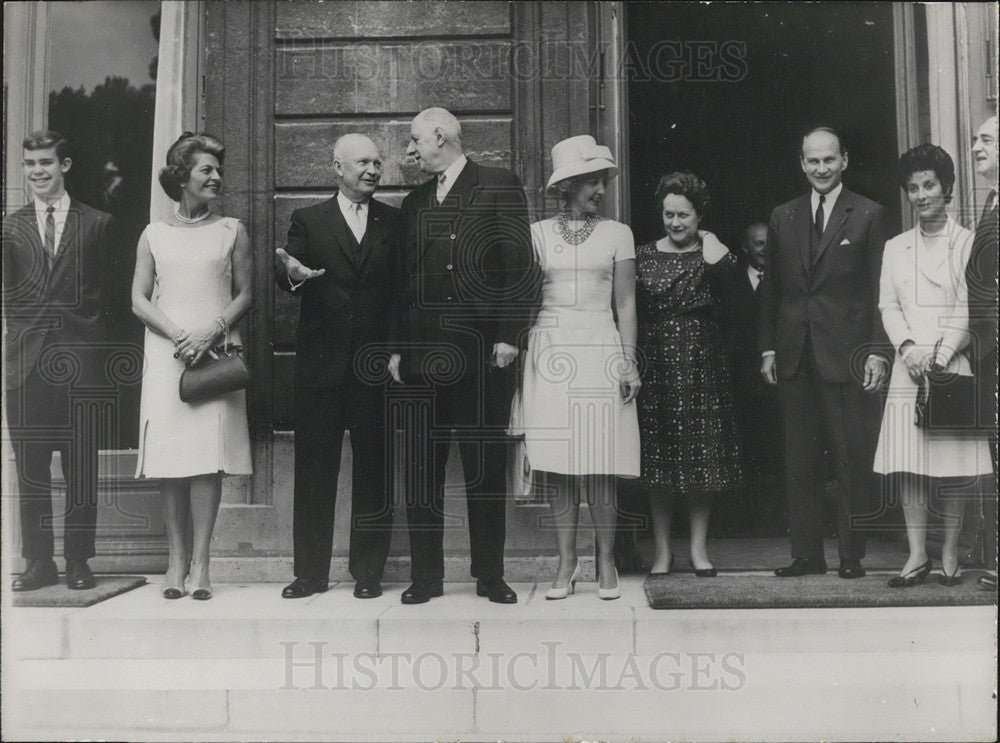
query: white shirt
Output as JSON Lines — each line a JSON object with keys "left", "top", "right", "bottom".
{"left": 436, "top": 154, "right": 468, "bottom": 203}
{"left": 747, "top": 265, "right": 763, "bottom": 291}
{"left": 810, "top": 182, "right": 842, "bottom": 233}
{"left": 34, "top": 191, "right": 71, "bottom": 253}
{"left": 336, "top": 190, "right": 368, "bottom": 244}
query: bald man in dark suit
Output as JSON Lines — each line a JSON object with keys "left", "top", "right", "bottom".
{"left": 760, "top": 127, "right": 892, "bottom": 579}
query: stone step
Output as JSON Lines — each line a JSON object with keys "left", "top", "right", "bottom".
{"left": 8, "top": 579, "right": 994, "bottom": 660}
{"left": 3, "top": 581, "right": 995, "bottom": 741}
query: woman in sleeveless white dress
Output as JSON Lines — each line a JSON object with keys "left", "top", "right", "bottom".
{"left": 519, "top": 136, "right": 641, "bottom": 601}
{"left": 131, "top": 133, "right": 252, "bottom": 600}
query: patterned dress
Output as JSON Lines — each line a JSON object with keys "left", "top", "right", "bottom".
{"left": 635, "top": 241, "right": 742, "bottom": 493}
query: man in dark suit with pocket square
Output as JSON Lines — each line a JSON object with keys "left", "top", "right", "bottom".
{"left": 387, "top": 108, "right": 536, "bottom": 604}
{"left": 760, "top": 127, "right": 892, "bottom": 579}
{"left": 3, "top": 130, "right": 117, "bottom": 591}
{"left": 275, "top": 133, "right": 400, "bottom": 599}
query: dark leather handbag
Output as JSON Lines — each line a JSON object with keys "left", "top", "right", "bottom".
{"left": 179, "top": 343, "right": 250, "bottom": 403}
{"left": 914, "top": 340, "right": 977, "bottom": 431}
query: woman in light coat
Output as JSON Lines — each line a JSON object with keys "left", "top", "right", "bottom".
{"left": 874, "top": 144, "right": 992, "bottom": 587}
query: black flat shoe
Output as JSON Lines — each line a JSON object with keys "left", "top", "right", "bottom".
{"left": 648, "top": 555, "right": 676, "bottom": 578}
{"left": 401, "top": 581, "right": 444, "bottom": 604}
{"left": 191, "top": 588, "right": 213, "bottom": 600}
{"left": 694, "top": 568, "right": 718, "bottom": 578}
{"left": 353, "top": 579, "right": 383, "bottom": 599}
{"left": 11, "top": 559, "right": 59, "bottom": 592}
{"left": 281, "top": 578, "right": 329, "bottom": 599}
{"left": 476, "top": 578, "right": 518, "bottom": 604}
{"left": 888, "top": 559, "right": 932, "bottom": 588}
{"left": 938, "top": 569, "right": 962, "bottom": 587}
{"left": 774, "top": 558, "right": 827, "bottom": 577}
{"left": 162, "top": 587, "right": 186, "bottom": 599}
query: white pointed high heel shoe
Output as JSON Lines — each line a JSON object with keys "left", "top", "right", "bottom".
{"left": 597, "top": 566, "right": 620, "bottom": 600}
{"left": 545, "top": 562, "right": 581, "bottom": 600}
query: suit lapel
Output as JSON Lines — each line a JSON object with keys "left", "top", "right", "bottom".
{"left": 358, "top": 199, "right": 388, "bottom": 269}
{"left": 320, "top": 195, "right": 362, "bottom": 270}
{"left": 793, "top": 195, "right": 812, "bottom": 273}
{"left": 53, "top": 201, "right": 80, "bottom": 263}
{"left": 14, "top": 204, "right": 47, "bottom": 261}
{"left": 813, "top": 189, "right": 853, "bottom": 267}
{"left": 418, "top": 160, "right": 480, "bottom": 260}
{"left": 439, "top": 159, "right": 478, "bottom": 208}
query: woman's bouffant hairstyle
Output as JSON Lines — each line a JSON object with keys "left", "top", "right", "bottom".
{"left": 158, "top": 132, "right": 226, "bottom": 202}
{"left": 654, "top": 171, "right": 710, "bottom": 217}
{"left": 897, "top": 143, "right": 956, "bottom": 202}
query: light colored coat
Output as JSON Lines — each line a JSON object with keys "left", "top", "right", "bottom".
{"left": 874, "top": 217, "right": 991, "bottom": 477}
{"left": 879, "top": 218, "right": 973, "bottom": 373}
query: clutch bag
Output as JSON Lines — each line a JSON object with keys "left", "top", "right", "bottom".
{"left": 914, "top": 340, "right": 977, "bottom": 431}
{"left": 179, "top": 343, "right": 250, "bottom": 403}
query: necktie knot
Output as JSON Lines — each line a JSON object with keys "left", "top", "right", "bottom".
{"left": 46, "top": 206, "right": 55, "bottom": 215}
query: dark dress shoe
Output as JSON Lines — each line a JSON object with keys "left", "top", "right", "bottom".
{"left": 401, "top": 581, "right": 444, "bottom": 604}
{"left": 66, "top": 559, "right": 96, "bottom": 590}
{"left": 938, "top": 571, "right": 962, "bottom": 587}
{"left": 476, "top": 578, "right": 518, "bottom": 604}
{"left": 353, "top": 579, "right": 383, "bottom": 599}
{"left": 977, "top": 574, "right": 997, "bottom": 590}
{"left": 887, "top": 559, "right": 932, "bottom": 588}
{"left": 774, "top": 558, "right": 827, "bottom": 577}
{"left": 12, "top": 559, "right": 59, "bottom": 591}
{"left": 281, "top": 578, "right": 329, "bottom": 599}
{"left": 837, "top": 559, "right": 865, "bottom": 579}
{"left": 694, "top": 568, "right": 718, "bottom": 578}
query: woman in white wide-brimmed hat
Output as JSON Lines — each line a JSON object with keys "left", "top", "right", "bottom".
{"left": 519, "top": 135, "right": 641, "bottom": 600}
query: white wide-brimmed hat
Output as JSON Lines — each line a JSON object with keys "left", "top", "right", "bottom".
{"left": 546, "top": 135, "right": 619, "bottom": 192}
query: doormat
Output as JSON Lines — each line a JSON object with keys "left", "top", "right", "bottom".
{"left": 644, "top": 572, "right": 998, "bottom": 609}
{"left": 11, "top": 575, "right": 147, "bottom": 608}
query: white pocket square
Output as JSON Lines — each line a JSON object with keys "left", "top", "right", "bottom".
{"left": 839, "top": 238, "right": 851, "bottom": 245}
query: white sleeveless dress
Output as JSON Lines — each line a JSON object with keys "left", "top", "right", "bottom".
{"left": 518, "top": 218, "right": 641, "bottom": 476}
{"left": 135, "top": 218, "right": 252, "bottom": 478}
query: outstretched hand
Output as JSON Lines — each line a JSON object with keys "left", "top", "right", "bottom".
{"left": 276, "top": 248, "right": 325, "bottom": 284}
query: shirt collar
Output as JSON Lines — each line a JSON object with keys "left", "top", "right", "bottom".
{"left": 438, "top": 154, "right": 468, "bottom": 187}
{"left": 336, "top": 190, "right": 368, "bottom": 214}
{"left": 811, "top": 182, "right": 843, "bottom": 212}
{"left": 34, "top": 191, "right": 71, "bottom": 215}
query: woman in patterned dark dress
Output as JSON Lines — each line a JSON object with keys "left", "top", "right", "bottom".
{"left": 636, "top": 172, "right": 743, "bottom": 576}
